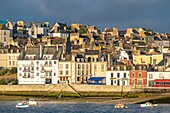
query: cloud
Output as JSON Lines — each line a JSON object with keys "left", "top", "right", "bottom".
{"left": 0, "top": 0, "right": 170, "bottom": 33}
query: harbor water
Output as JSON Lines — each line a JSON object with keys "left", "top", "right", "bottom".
{"left": 0, "top": 101, "right": 169, "bottom": 113}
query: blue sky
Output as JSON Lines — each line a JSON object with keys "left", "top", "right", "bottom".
{"left": 0, "top": 0, "right": 170, "bottom": 33}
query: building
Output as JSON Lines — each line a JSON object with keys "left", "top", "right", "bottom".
{"left": 129, "top": 65, "right": 147, "bottom": 87}
{"left": 106, "top": 65, "right": 130, "bottom": 86}
{"left": 17, "top": 45, "right": 62, "bottom": 84}
{"left": 0, "top": 45, "right": 20, "bottom": 68}
{"left": 0, "top": 24, "right": 11, "bottom": 47}
{"left": 147, "top": 71, "right": 170, "bottom": 87}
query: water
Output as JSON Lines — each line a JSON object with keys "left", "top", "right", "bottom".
{"left": 0, "top": 101, "right": 169, "bottom": 113}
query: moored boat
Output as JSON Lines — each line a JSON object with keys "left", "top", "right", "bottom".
{"left": 114, "top": 103, "right": 128, "bottom": 109}
{"left": 140, "top": 102, "right": 158, "bottom": 107}
{"left": 16, "top": 101, "right": 29, "bottom": 108}
{"left": 28, "top": 98, "right": 38, "bottom": 106}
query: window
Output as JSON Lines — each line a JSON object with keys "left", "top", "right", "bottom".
{"left": 78, "top": 64, "right": 81, "bottom": 69}
{"left": 19, "top": 67, "right": 22, "bottom": 70}
{"left": 111, "top": 73, "right": 113, "bottom": 78}
{"left": 94, "top": 64, "right": 97, "bottom": 70}
{"left": 78, "top": 70, "right": 81, "bottom": 75}
{"left": 124, "top": 73, "right": 126, "bottom": 78}
{"left": 82, "top": 64, "right": 84, "bottom": 69}
{"left": 149, "top": 74, "right": 153, "bottom": 79}
{"left": 36, "top": 61, "right": 39, "bottom": 65}
{"left": 31, "top": 31, "right": 34, "bottom": 35}
{"left": 132, "top": 73, "right": 135, "bottom": 78}
{"left": 59, "top": 64, "right": 63, "bottom": 69}
{"left": 132, "top": 80, "right": 135, "bottom": 85}
{"left": 66, "top": 70, "right": 69, "bottom": 75}
{"left": 60, "top": 77, "right": 62, "bottom": 81}
{"left": 9, "top": 61, "right": 11, "bottom": 65}
{"left": 101, "top": 64, "right": 104, "bottom": 70}
{"left": 77, "top": 77, "right": 80, "bottom": 81}
{"left": 111, "top": 80, "right": 113, "bottom": 85}
{"left": 37, "top": 73, "right": 39, "bottom": 76}
{"left": 86, "top": 64, "right": 88, "bottom": 69}
{"left": 4, "top": 37, "right": 6, "bottom": 41}
{"left": 86, "top": 70, "right": 88, "bottom": 75}
{"left": 138, "top": 80, "right": 142, "bottom": 85}
{"left": 117, "top": 73, "right": 120, "bottom": 78}
{"left": 82, "top": 70, "right": 84, "bottom": 75}
{"left": 36, "top": 67, "right": 39, "bottom": 70}
{"left": 49, "top": 73, "right": 52, "bottom": 76}
{"left": 54, "top": 73, "right": 56, "bottom": 76}
{"left": 19, "top": 73, "right": 22, "bottom": 76}
{"left": 9, "top": 56, "right": 11, "bottom": 60}
{"left": 4, "top": 31, "right": 6, "bottom": 35}
{"left": 54, "top": 61, "right": 57, "bottom": 64}
{"left": 13, "top": 61, "right": 15, "bottom": 65}
{"left": 138, "top": 73, "right": 142, "bottom": 78}
{"left": 60, "top": 70, "right": 63, "bottom": 75}
{"left": 66, "top": 64, "right": 69, "bottom": 69}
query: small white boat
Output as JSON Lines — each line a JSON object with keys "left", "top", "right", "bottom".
{"left": 28, "top": 98, "right": 38, "bottom": 106}
{"left": 140, "top": 102, "right": 158, "bottom": 107}
{"left": 16, "top": 101, "right": 29, "bottom": 108}
{"left": 115, "top": 103, "right": 128, "bottom": 109}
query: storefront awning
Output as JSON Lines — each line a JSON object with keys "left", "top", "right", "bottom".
{"left": 154, "top": 79, "right": 170, "bottom": 82}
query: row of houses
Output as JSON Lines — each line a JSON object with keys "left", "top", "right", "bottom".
{"left": 0, "top": 19, "right": 170, "bottom": 87}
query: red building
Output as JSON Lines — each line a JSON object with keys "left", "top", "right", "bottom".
{"left": 129, "top": 70, "right": 147, "bottom": 87}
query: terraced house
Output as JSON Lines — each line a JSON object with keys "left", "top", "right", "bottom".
{"left": 17, "top": 45, "right": 62, "bottom": 84}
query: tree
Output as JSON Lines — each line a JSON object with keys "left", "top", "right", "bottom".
{"left": 78, "top": 28, "right": 87, "bottom": 35}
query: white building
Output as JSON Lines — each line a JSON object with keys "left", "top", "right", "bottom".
{"left": 147, "top": 71, "right": 170, "bottom": 87}
{"left": 106, "top": 66, "right": 130, "bottom": 86}
{"left": 17, "top": 45, "right": 62, "bottom": 84}
{"left": 119, "top": 50, "right": 129, "bottom": 60}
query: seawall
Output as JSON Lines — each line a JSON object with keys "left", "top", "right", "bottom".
{"left": 0, "top": 84, "right": 141, "bottom": 94}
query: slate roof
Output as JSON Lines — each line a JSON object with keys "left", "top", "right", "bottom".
{"left": 0, "top": 24, "right": 9, "bottom": 30}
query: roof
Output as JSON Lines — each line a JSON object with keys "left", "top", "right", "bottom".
{"left": 0, "top": 20, "right": 7, "bottom": 25}
{"left": 154, "top": 79, "right": 170, "bottom": 82}
{"left": 0, "top": 24, "right": 9, "bottom": 30}
{"left": 88, "top": 77, "right": 105, "bottom": 81}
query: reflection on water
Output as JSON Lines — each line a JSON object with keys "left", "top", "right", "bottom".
{"left": 0, "top": 101, "right": 169, "bottom": 113}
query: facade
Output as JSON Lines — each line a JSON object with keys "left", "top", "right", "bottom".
{"left": 58, "top": 61, "right": 72, "bottom": 84}
{"left": 129, "top": 69, "right": 147, "bottom": 87}
{"left": 0, "top": 45, "right": 20, "bottom": 68}
{"left": 0, "top": 24, "right": 11, "bottom": 47}
{"left": 106, "top": 66, "right": 130, "bottom": 86}
{"left": 147, "top": 71, "right": 170, "bottom": 87}
{"left": 133, "top": 53, "right": 163, "bottom": 65}
{"left": 17, "top": 46, "right": 61, "bottom": 84}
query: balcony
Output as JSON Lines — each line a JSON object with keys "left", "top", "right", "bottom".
{"left": 23, "top": 69, "right": 30, "bottom": 72}
{"left": 30, "top": 70, "right": 34, "bottom": 73}
{"left": 44, "top": 63, "right": 52, "bottom": 67}
{"left": 41, "top": 70, "right": 45, "bottom": 73}
{"left": 45, "top": 70, "right": 52, "bottom": 73}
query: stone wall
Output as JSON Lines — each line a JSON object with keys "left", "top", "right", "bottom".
{"left": 0, "top": 84, "right": 141, "bottom": 93}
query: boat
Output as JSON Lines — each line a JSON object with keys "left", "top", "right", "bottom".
{"left": 114, "top": 103, "right": 128, "bottom": 109}
{"left": 140, "top": 102, "right": 158, "bottom": 107}
{"left": 28, "top": 98, "right": 38, "bottom": 106}
{"left": 16, "top": 101, "right": 29, "bottom": 108}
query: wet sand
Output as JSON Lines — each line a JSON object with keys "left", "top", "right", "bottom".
{"left": 0, "top": 95, "right": 152, "bottom": 104}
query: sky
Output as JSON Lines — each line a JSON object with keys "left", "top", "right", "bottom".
{"left": 0, "top": 0, "right": 170, "bottom": 33}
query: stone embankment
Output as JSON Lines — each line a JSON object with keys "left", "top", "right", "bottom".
{"left": 0, "top": 84, "right": 140, "bottom": 93}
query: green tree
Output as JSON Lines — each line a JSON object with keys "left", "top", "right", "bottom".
{"left": 78, "top": 28, "right": 87, "bottom": 35}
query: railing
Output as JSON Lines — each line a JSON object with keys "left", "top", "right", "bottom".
{"left": 23, "top": 69, "right": 30, "bottom": 72}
